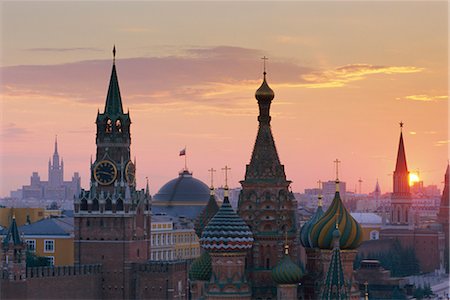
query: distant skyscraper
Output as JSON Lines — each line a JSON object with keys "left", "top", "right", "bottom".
{"left": 13, "top": 137, "right": 80, "bottom": 203}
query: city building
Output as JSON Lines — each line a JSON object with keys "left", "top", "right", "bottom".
{"left": 350, "top": 212, "right": 382, "bottom": 241}
{"left": 10, "top": 138, "right": 81, "bottom": 208}
{"left": 0, "top": 217, "right": 74, "bottom": 266}
{"left": 151, "top": 215, "right": 200, "bottom": 261}
{"left": 0, "top": 207, "right": 45, "bottom": 227}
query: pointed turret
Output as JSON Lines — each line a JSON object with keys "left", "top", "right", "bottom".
{"left": 104, "top": 46, "right": 124, "bottom": 116}
{"left": 395, "top": 124, "right": 408, "bottom": 173}
{"left": 320, "top": 226, "right": 349, "bottom": 300}
{"left": 2, "top": 216, "right": 22, "bottom": 248}
{"left": 243, "top": 67, "right": 287, "bottom": 183}
{"left": 390, "top": 122, "right": 412, "bottom": 225}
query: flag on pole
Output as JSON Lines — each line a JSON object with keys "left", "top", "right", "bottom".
{"left": 179, "top": 148, "right": 186, "bottom": 156}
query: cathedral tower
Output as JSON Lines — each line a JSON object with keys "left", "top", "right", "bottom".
{"left": 74, "top": 47, "right": 151, "bottom": 299}
{"left": 238, "top": 62, "right": 299, "bottom": 298}
{"left": 437, "top": 164, "right": 449, "bottom": 272}
{"left": 390, "top": 122, "right": 412, "bottom": 225}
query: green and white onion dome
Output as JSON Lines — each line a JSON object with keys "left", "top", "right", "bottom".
{"left": 309, "top": 182, "right": 362, "bottom": 250}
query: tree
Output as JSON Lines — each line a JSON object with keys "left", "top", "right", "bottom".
{"left": 26, "top": 251, "right": 51, "bottom": 267}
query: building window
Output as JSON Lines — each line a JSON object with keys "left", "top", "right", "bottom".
{"left": 44, "top": 240, "right": 55, "bottom": 253}
{"left": 26, "top": 239, "right": 36, "bottom": 252}
{"left": 45, "top": 256, "right": 55, "bottom": 266}
{"left": 370, "top": 230, "right": 379, "bottom": 240}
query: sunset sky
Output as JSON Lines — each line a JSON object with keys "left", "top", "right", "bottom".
{"left": 0, "top": 1, "right": 448, "bottom": 197}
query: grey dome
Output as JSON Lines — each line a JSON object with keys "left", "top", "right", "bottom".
{"left": 152, "top": 170, "right": 210, "bottom": 218}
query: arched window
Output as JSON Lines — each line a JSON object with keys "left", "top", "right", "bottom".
{"left": 92, "top": 199, "right": 99, "bottom": 211}
{"left": 266, "top": 258, "right": 270, "bottom": 269}
{"left": 405, "top": 208, "right": 408, "bottom": 223}
{"left": 105, "top": 198, "right": 112, "bottom": 211}
{"left": 397, "top": 207, "right": 401, "bottom": 223}
{"left": 105, "top": 119, "right": 112, "bottom": 133}
{"left": 115, "top": 119, "right": 122, "bottom": 133}
{"left": 116, "top": 199, "right": 124, "bottom": 211}
{"left": 81, "top": 199, "right": 88, "bottom": 211}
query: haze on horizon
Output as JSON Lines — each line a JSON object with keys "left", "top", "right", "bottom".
{"left": 0, "top": 1, "right": 448, "bottom": 198}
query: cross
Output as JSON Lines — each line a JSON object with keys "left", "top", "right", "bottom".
{"left": 261, "top": 56, "right": 268, "bottom": 74}
{"left": 222, "top": 165, "right": 231, "bottom": 188}
{"left": 113, "top": 45, "right": 116, "bottom": 64}
{"left": 333, "top": 159, "right": 341, "bottom": 180}
{"left": 358, "top": 177, "right": 363, "bottom": 194}
{"left": 208, "top": 168, "right": 216, "bottom": 188}
{"left": 399, "top": 121, "right": 404, "bottom": 131}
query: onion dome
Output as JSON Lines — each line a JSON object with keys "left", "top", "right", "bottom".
{"left": 189, "top": 251, "right": 212, "bottom": 281}
{"left": 194, "top": 187, "right": 219, "bottom": 238}
{"left": 200, "top": 189, "right": 254, "bottom": 252}
{"left": 300, "top": 197, "right": 324, "bottom": 248}
{"left": 255, "top": 72, "right": 275, "bottom": 103}
{"left": 272, "top": 246, "right": 304, "bottom": 285}
{"left": 309, "top": 181, "right": 362, "bottom": 250}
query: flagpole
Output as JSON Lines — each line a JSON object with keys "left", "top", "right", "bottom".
{"left": 184, "top": 146, "right": 187, "bottom": 171}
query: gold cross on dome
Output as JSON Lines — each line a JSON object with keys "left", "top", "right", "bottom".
{"left": 208, "top": 168, "right": 216, "bottom": 188}
{"left": 334, "top": 159, "right": 341, "bottom": 180}
{"left": 261, "top": 56, "right": 268, "bottom": 73}
{"left": 222, "top": 165, "right": 231, "bottom": 188}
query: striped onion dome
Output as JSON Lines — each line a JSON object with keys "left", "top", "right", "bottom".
{"left": 200, "top": 192, "right": 254, "bottom": 252}
{"left": 300, "top": 200, "right": 324, "bottom": 248}
{"left": 272, "top": 246, "right": 304, "bottom": 285}
{"left": 309, "top": 182, "right": 362, "bottom": 250}
{"left": 189, "top": 251, "right": 212, "bottom": 281}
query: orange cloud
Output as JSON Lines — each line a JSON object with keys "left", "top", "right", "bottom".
{"left": 299, "top": 64, "right": 423, "bottom": 89}
{"left": 404, "top": 94, "right": 448, "bottom": 102}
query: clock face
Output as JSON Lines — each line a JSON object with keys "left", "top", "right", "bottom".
{"left": 125, "top": 161, "right": 136, "bottom": 184}
{"left": 94, "top": 160, "right": 117, "bottom": 185}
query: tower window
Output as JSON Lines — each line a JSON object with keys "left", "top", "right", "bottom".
{"left": 106, "top": 119, "right": 112, "bottom": 133}
{"left": 266, "top": 258, "right": 270, "bottom": 269}
{"left": 115, "top": 119, "right": 122, "bottom": 133}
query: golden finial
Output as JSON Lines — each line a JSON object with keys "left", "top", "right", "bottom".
{"left": 334, "top": 159, "right": 341, "bottom": 192}
{"left": 261, "top": 56, "right": 268, "bottom": 76}
{"left": 208, "top": 168, "right": 216, "bottom": 195}
{"left": 317, "top": 180, "right": 323, "bottom": 206}
{"left": 222, "top": 165, "right": 231, "bottom": 197}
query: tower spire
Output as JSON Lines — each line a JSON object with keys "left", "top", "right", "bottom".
{"left": 54, "top": 135, "right": 58, "bottom": 155}
{"left": 395, "top": 122, "right": 408, "bottom": 173}
{"left": 104, "top": 45, "right": 123, "bottom": 115}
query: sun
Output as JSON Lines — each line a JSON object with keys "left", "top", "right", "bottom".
{"left": 409, "top": 173, "right": 420, "bottom": 186}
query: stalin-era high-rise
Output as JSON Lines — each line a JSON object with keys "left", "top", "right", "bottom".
{"left": 238, "top": 61, "right": 299, "bottom": 298}
{"left": 74, "top": 47, "right": 151, "bottom": 299}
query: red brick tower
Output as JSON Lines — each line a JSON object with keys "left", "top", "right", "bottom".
{"left": 437, "top": 164, "right": 449, "bottom": 272}
{"left": 390, "top": 122, "right": 412, "bottom": 225}
{"left": 74, "top": 47, "right": 151, "bottom": 299}
{"left": 238, "top": 61, "right": 299, "bottom": 298}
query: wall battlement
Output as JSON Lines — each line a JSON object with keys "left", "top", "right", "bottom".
{"left": 25, "top": 264, "right": 101, "bottom": 279}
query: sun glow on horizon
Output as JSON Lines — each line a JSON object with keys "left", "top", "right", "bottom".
{"left": 409, "top": 173, "right": 420, "bottom": 186}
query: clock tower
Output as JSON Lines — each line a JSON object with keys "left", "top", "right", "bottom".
{"left": 74, "top": 47, "right": 151, "bottom": 299}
